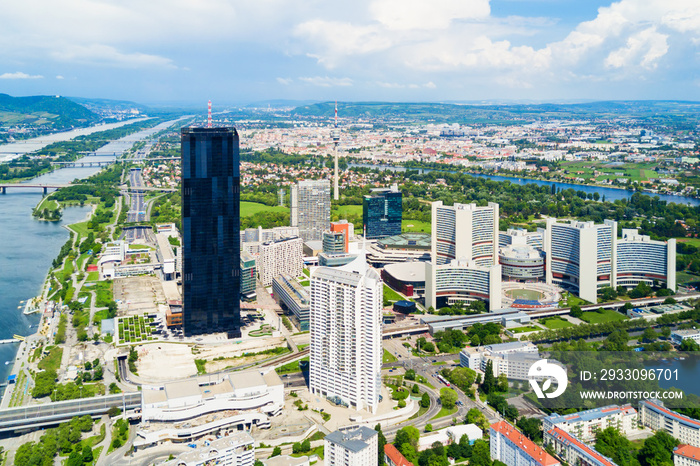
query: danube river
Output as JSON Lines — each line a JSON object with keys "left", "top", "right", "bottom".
{"left": 349, "top": 163, "right": 700, "bottom": 207}
{"left": 0, "top": 119, "right": 182, "bottom": 383}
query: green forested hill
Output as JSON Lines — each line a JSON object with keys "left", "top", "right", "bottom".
{"left": 0, "top": 93, "right": 99, "bottom": 129}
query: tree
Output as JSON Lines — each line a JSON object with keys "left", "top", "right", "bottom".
{"left": 482, "top": 360, "right": 496, "bottom": 394}
{"left": 421, "top": 392, "right": 430, "bottom": 408}
{"left": 640, "top": 327, "right": 657, "bottom": 343}
{"left": 638, "top": 431, "right": 678, "bottom": 466}
{"left": 470, "top": 440, "right": 492, "bottom": 466}
{"left": 405, "top": 369, "right": 416, "bottom": 380}
{"left": 375, "top": 424, "right": 387, "bottom": 466}
{"left": 440, "top": 388, "right": 458, "bottom": 409}
{"left": 271, "top": 446, "right": 282, "bottom": 457}
{"left": 680, "top": 339, "right": 700, "bottom": 352}
{"left": 394, "top": 426, "right": 420, "bottom": 450}
{"left": 82, "top": 445, "right": 93, "bottom": 463}
{"left": 470, "top": 334, "right": 481, "bottom": 346}
{"left": 595, "top": 427, "right": 636, "bottom": 466}
{"left": 425, "top": 424, "right": 433, "bottom": 432}
{"left": 570, "top": 305, "right": 583, "bottom": 318}
{"left": 661, "top": 326, "right": 672, "bottom": 339}
{"left": 412, "top": 384, "right": 420, "bottom": 394}
{"left": 292, "top": 442, "right": 302, "bottom": 454}
{"left": 301, "top": 439, "right": 311, "bottom": 452}
{"left": 497, "top": 373, "right": 509, "bottom": 392}
{"left": 517, "top": 417, "right": 543, "bottom": 442}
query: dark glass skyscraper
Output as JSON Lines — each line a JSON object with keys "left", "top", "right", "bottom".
{"left": 363, "top": 184, "right": 402, "bottom": 239}
{"left": 182, "top": 127, "right": 241, "bottom": 337}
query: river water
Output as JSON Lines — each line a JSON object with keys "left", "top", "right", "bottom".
{"left": 0, "top": 119, "right": 148, "bottom": 162}
{"left": 349, "top": 163, "right": 700, "bottom": 206}
{"left": 0, "top": 119, "right": 182, "bottom": 383}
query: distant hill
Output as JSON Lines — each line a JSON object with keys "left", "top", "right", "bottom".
{"left": 0, "top": 93, "right": 99, "bottom": 129}
{"left": 67, "top": 96, "right": 150, "bottom": 116}
{"left": 292, "top": 100, "right": 700, "bottom": 125}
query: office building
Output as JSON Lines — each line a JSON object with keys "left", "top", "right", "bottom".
{"left": 432, "top": 201, "right": 499, "bottom": 267}
{"left": 616, "top": 229, "right": 676, "bottom": 291}
{"left": 640, "top": 400, "right": 700, "bottom": 447}
{"left": 309, "top": 252, "right": 382, "bottom": 413}
{"left": 325, "top": 426, "right": 378, "bottom": 466}
{"left": 545, "top": 219, "right": 616, "bottom": 303}
{"left": 323, "top": 230, "right": 347, "bottom": 254}
{"left": 181, "top": 127, "right": 240, "bottom": 336}
{"left": 272, "top": 274, "right": 310, "bottom": 331}
{"left": 382, "top": 261, "right": 426, "bottom": 297}
{"left": 240, "top": 252, "right": 257, "bottom": 300}
{"left": 542, "top": 405, "right": 637, "bottom": 443}
{"left": 161, "top": 431, "right": 255, "bottom": 466}
{"left": 330, "top": 220, "right": 353, "bottom": 252}
{"left": 291, "top": 180, "right": 331, "bottom": 242}
{"left": 545, "top": 428, "right": 616, "bottom": 466}
{"left": 363, "top": 184, "right": 402, "bottom": 239}
{"left": 675, "top": 445, "right": 700, "bottom": 466}
{"left": 318, "top": 253, "right": 358, "bottom": 267}
{"left": 365, "top": 233, "right": 432, "bottom": 267}
{"left": 499, "top": 228, "right": 545, "bottom": 250}
{"left": 671, "top": 329, "right": 700, "bottom": 344}
{"left": 259, "top": 237, "right": 303, "bottom": 286}
{"left": 425, "top": 259, "right": 502, "bottom": 310}
{"left": 490, "top": 421, "right": 560, "bottom": 466}
{"left": 499, "top": 245, "right": 546, "bottom": 282}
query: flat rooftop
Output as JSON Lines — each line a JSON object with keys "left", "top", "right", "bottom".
{"left": 378, "top": 232, "right": 431, "bottom": 250}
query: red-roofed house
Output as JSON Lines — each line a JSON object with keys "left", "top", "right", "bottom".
{"left": 384, "top": 444, "right": 414, "bottom": 466}
{"left": 490, "top": 421, "right": 561, "bottom": 466}
{"left": 545, "top": 427, "right": 617, "bottom": 466}
{"left": 675, "top": 444, "right": 700, "bottom": 466}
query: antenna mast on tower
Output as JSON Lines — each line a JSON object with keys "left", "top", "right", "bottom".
{"left": 331, "top": 101, "right": 341, "bottom": 200}
{"left": 207, "top": 100, "right": 212, "bottom": 128}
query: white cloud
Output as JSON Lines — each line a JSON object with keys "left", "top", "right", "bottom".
{"left": 51, "top": 44, "right": 175, "bottom": 68}
{"left": 605, "top": 27, "right": 669, "bottom": 69}
{"left": 55, "top": 75, "right": 65, "bottom": 79}
{"left": 0, "top": 72, "right": 43, "bottom": 79}
{"left": 277, "top": 77, "right": 293, "bottom": 85}
{"left": 369, "top": 0, "right": 490, "bottom": 31}
{"left": 298, "top": 76, "right": 353, "bottom": 87}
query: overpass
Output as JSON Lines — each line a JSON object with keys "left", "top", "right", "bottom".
{"left": 0, "top": 183, "right": 72, "bottom": 194}
{"left": 0, "top": 392, "right": 141, "bottom": 433}
{"left": 50, "top": 160, "right": 114, "bottom": 168}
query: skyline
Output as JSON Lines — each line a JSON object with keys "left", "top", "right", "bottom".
{"left": 1, "top": 0, "right": 699, "bottom": 104}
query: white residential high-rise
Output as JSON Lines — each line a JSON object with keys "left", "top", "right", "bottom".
{"left": 290, "top": 180, "right": 331, "bottom": 242}
{"left": 309, "top": 251, "right": 382, "bottom": 413}
{"left": 325, "top": 427, "right": 378, "bottom": 466}
{"left": 259, "top": 237, "right": 304, "bottom": 286}
{"left": 432, "top": 201, "right": 499, "bottom": 267}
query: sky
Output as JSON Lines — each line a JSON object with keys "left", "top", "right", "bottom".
{"left": 1, "top": 0, "right": 700, "bottom": 105}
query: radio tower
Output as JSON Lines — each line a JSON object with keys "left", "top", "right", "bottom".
{"left": 207, "top": 100, "right": 212, "bottom": 128}
{"left": 331, "top": 101, "right": 341, "bottom": 200}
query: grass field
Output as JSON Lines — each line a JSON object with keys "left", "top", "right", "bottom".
{"left": 86, "top": 271, "right": 99, "bottom": 282}
{"left": 402, "top": 219, "right": 431, "bottom": 233}
{"left": 510, "top": 325, "right": 540, "bottom": 333}
{"left": 541, "top": 317, "right": 574, "bottom": 329}
{"left": 580, "top": 309, "right": 628, "bottom": 324}
{"left": 240, "top": 201, "right": 288, "bottom": 217}
{"left": 560, "top": 292, "right": 590, "bottom": 308}
{"left": 335, "top": 205, "right": 362, "bottom": 216}
{"left": 383, "top": 349, "right": 398, "bottom": 364}
{"left": 276, "top": 356, "right": 309, "bottom": 375}
{"left": 69, "top": 221, "right": 90, "bottom": 241}
{"left": 677, "top": 271, "right": 700, "bottom": 286}
{"left": 38, "top": 346, "right": 63, "bottom": 372}
{"left": 383, "top": 285, "right": 404, "bottom": 302}
{"left": 677, "top": 238, "right": 700, "bottom": 248}
{"left": 431, "top": 406, "right": 458, "bottom": 420}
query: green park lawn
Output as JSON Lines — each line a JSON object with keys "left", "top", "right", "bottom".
{"left": 402, "top": 219, "right": 431, "bottom": 233}
{"left": 240, "top": 201, "right": 288, "bottom": 217}
{"left": 335, "top": 205, "right": 362, "bottom": 217}
{"left": 510, "top": 325, "right": 540, "bottom": 333}
{"left": 383, "top": 349, "right": 398, "bottom": 364}
{"left": 579, "top": 309, "right": 628, "bottom": 324}
{"left": 540, "top": 317, "right": 574, "bottom": 329}
{"left": 383, "top": 285, "right": 404, "bottom": 302}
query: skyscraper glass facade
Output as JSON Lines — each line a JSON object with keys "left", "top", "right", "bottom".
{"left": 363, "top": 187, "right": 402, "bottom": 239}
{"left": 181, "top": 127, "right": 241, "bottom": 336}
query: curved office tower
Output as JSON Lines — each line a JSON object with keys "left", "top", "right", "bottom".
{"left": 616, "top": 229, "right": 676, "bottom": 291}
{"left": 181, "top": 127, "right": 241, "bottom": 337}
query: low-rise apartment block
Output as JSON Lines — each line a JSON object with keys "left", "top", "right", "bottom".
{"left": 543, "top": 405, "right": 637, "bottom": 443}
{"left": 490, "top": 421, "right": 560, "bottom": 466}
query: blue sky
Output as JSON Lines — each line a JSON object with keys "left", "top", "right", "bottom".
{"left": 1, "top": 0, "right": 699, "bottom": 104}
